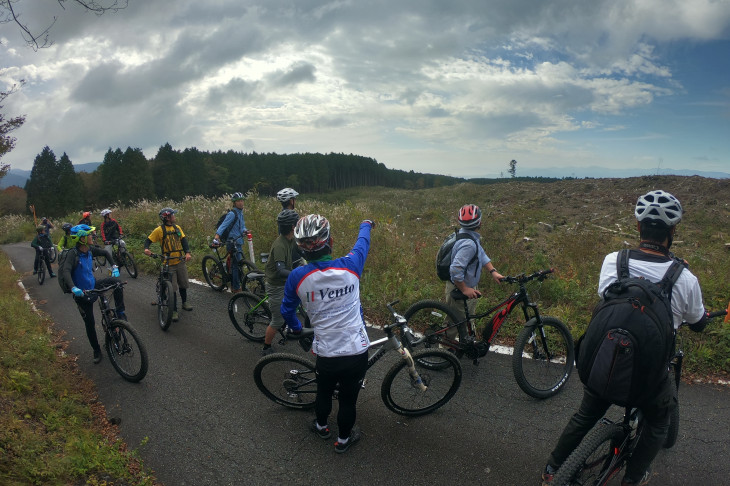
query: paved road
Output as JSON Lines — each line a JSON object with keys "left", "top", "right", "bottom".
{"left": 5, "top": 242, "right": 730, "bottom": 485}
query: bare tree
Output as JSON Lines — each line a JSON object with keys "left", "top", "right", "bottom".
{"left": 0, "top": 82, "right": 26, "bottom": 180}
{"left": 1, "top": 0, "right": 127, "bottom": 50}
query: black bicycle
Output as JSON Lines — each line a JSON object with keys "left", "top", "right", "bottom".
{"left": 403, "top": 269, "right": 573, "bottom": 399}
{"left": 228, "top": 282, "right": 309, "bottom": 342}
{"left": 201, "top": 237, "right": 262, "bottom": 294}
{"left": 148, "top": 252, "right": 176, "bottom": 331}
{"left": 85, "top": 281, "right": 148, "bottom": 382}
{"left": 35, "top": 247, "right": 53, "bottom": 285}
{"left": 253, "top": 301, "right": 463, "bottom": 417}
{"left": 551, "top": 308, "right": 729, "bottom": 486}
{"left": 108, "top": 238, "right": 138, "bottom": 278}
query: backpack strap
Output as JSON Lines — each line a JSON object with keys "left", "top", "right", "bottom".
{"left": 616, "top": 249, "right": 631, "bottom": 279}
{"left": 658, "top": 258, "right": 685, "bottom": 297}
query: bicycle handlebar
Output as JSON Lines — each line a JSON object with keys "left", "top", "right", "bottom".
{"left": 500, "top": 268, "right": 554, "bottom": 285}
{"left": 84, "top": 281, "right": 127, "bottom": 295}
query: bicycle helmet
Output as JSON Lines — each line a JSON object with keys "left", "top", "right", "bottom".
{"left": 277, "top": 209, "right": 300, "bottom": 226}
{"left": 231, "top": 192, "right": 244, "bottom": 202}
{"left": 294, "top": 214, "right": 330, "bottom": 252}
{"left": 82, "top": 211, "right": 91, "bottom": 219}
{"left": 36, "top": 225, "right": 45, "bottom": 233}
{"left": 62, "top": 222, "right": 73, "bottom": 233}
{"left": 159, "top": 207, "right": 177, "bottom": 222}
{"left": 277, "top": 187, "right": 299, "bottom": 202}
{"left": 69, "top": 224, "right": 95, "bottom": 245}
{"left": 458, "top": 204, "right": 482, "bottom": 229}
{"left": 635, "top": 190, "right": 682, "bottom": 227}
{"left": 100, "top": 209, "right": 112, "bottom": 217}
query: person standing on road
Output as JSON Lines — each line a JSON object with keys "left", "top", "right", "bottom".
{"left": 59, "top": 224, "right": 124, "bottom": 364}
{"left": 277, "top": 187, "right": 298, "bottom": 210}
{"left": 541, "top": 190, "right": 708, "bottom": 486}
{"left": 261, "top": 209, "right": 299, "bottom": 356}
{"left": 212, "top": 192, "right": 248, "bottom": 294}
{"left": 144, "top": 208, "right": 193, "bottom": 322}
{"left": 281, "top": 215, "right": 374, "bottom": 454}
{"left": 100, "top": 209, "right": 123, "bottom": 266}
{"left": 445, "top": 204, "right": 503, "bottom": 341}
{"left": 40, "top": 217, "right": 54, "bottom": 236}
{"left": 31, "top": 225, "right": 55, "bottom": 277}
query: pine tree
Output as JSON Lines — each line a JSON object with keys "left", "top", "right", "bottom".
{"left": 25, "top": 146, "right": 60, "bottom": 217}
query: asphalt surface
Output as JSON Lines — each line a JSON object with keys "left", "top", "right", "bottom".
{"left": 5, "top": 241, "right": 730, "bottom": 485}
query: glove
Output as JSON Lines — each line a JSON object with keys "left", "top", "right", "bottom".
{"left": 212, "top": 238, "right": 221, "bottom": 246}
{"left": 362, "top": 219, "right": 375, "bottom": 227}
{"left": 71, "top": 286, "right": 84, "bottom": 297}
{"left": 111, "top": 265, "right": 120, "bottom": 277}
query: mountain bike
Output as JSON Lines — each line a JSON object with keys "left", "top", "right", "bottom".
{"left": 201, "top": 237, "right": 262, "bottom": 294}
{"left": 228, "top": 286, "right": 309, "bottom": 342}
{"left": 551, "top": 308, "right": 729, "bottom": 486}
{"left": 108, "top": 238, "right": 138, "bottom": 278}
{"left": 403, "top": 268, "right": 573, "bottom": 399}
{"left": 84, "top": 281, "right": 148, "bottom": 382}
{"left": 148, "top": 252, "right": 177, "bottom": 331}
{"left": 253, "top": 301, "right": 463, "bottom": 417}
{"left": 35, "top": 247, "right": 53, "bottom": 285}
{"left": 47, "top": 244, "right": 57, "bottom": 263}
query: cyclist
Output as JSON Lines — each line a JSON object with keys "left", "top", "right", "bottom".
{"left": 57, "top": 223, "right": 74, "bottom": 252}
{"left": 144, "top": 208, "right": 193, "bottom": 322}
{"left": 212, "top": 192, "right": 248, "bottom": 294}
{"left": 78, "top": 211, "right": 92, "bottom": 226}
{"left": 261, "top": 209, "right": 300, "bottom": 356}
{"left": 281, "top": 215, "right": 375, "bottom": 453}
{"left": 40, "top": 217, "right": 54, "bottom": 236}
{"left": 31, "top": 225, "right": 55, "bottom": 277}
{"left": 59, "top": 224, "right": 124, "bottom": 364}
{"left": 276, "top": 187, "right": 298, "bottom": 210}
{"left": 100, "top": 209, "right": 124, "bottom": 266}
{"left": 542, "top": 190, "right": 708, "bottom": 486}
{"left": 446, "top": 204, "right": 503, "bottom": 341}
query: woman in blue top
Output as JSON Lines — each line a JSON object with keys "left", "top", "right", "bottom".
{"left": 281, "top": 214, "right": 374, "bottom": 453}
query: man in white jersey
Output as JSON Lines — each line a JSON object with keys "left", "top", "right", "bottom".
{"left": 281, "top": 214, "right": 374, "bottom": 453}
{"left": 542, "top": 190, "right": 708, "bottom": 486}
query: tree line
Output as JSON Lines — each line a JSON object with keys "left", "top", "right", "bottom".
{"left": 12, "top": 144, "right": 465, "bottom": 218}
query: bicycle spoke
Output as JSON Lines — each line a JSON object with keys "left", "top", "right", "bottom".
{"left": 253, "top": 354, "right": 317, "bottom": 409}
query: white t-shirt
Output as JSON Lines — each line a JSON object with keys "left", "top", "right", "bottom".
{"left": 598, "top": 250, "right": 705, "bottom": 329}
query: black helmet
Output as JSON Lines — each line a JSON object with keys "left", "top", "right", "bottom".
{"left": 62, "top": 222, "right": 73, "bottom": 233}
{"left": 159, "top": 207, "right": 177, "bottom": 222}
{"left": 277, "top": 209, "right": 300, "bottom": 226}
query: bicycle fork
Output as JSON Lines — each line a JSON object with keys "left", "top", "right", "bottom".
{"left": 398, "top": 345, "right": 428, "bottom": 391}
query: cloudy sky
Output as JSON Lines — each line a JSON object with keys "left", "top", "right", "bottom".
{"left": 2, "top": 0, "right": 729, "bottom": 178}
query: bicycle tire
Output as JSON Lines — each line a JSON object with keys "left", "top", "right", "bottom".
{"left": 37, "top": 263, "right": 45, "bottom": 285}
{"left": 105, "top": 319, "right": 148, "bottom": 383}
{"left": 253, "top": 353, "right": 317, "bottom": 409}
{"left": 202, "top": 255, "right": 226, "bottom": 291}
{"left": 48, "top": 246, "right": 57, "bottom": 263}
{"left": 228, "top": 291, "right": 271, "bottom": 342}
{"left": 664, "top": 378, "right": 680, "bottom": 448}
{"left": 403, "top": 300, "right": 462, "bottom": 370}
{"left": 95, "top": 254, "right": 107, "bottom": 267}
{"left": 121, "top": 251, "right": 138, "bottom": 278}
{"left": 242, "top": 272, "right": 266, "bottom": 296}
{"left": 552, "top": 422, "right": 626, "bottom": 486}
{"left": 158, "top": 279, "right": 174, "bottom": 331}
{"left": 381, "top": 348, "right": 462, "bottom": 417}
{"left": 512, "top": 316, "right": 574, "bottom": 399}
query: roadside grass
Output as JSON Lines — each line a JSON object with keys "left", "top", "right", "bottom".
{"left": 0, "top": 251, "right": 155, "bottom": 485}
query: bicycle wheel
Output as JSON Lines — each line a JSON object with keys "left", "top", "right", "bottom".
{"left": 551, "top": 422, "right": 626, "bottom": 486}
{"left": 37, "top": 262, "right": 46, "bottom": 285}
{"left": 120, "top": 251, "right": 138, "bottom": 278}
{"left": 253, "top": 353, "right": 317, "bottom": 409}
{"left": 381, "top": 348, "right": 462, "bottom": 416}
{"left": 228, "top": 291, "right": 271, "bottom": 342}
{"left": 242, "top": 272, "right": 266, "bottom": 296}
{"left": 664, "top": 378, "right": 679, "bottom": 448}
{"left": 202, "top": 255, "right": 226, "bottom": 291}
{"left": 158, "top": 279, "right": 174, "bottom": 331}
{"left": 95, "top": 254, "right": 107, "bottom": 267}
{"left": 403, "top": 300, "right": 462, "bottom": 370}
{"left": 512, "top": 316, "right": 574, "bottom": 399}
{"left": 105, "top": 319, "right": 148, "bottom": 383}
{"left": 48, "top": 246, "right": 57, "bottom": 263}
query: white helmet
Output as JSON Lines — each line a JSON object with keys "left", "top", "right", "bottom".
{"left": 635, "top": 190, "right": 683, "bottom": 227}
{"left": 277, "top": 187, "right": 299, "bottom": 202}
{"left": 100, "top": 209, "right": 112, "bottom": 217}
{"left": 294, "top": 214, "right": 330, "bottom": 252}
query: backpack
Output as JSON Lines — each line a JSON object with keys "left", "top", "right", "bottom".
{"left": 38, "top": 233, "right": 53, "bottom": 249}
{"left": 215, "top": 210, "right": 233, "bottom": 240}
{"left": 576, "top": 249, "right": 685, "bottom": 406}
{"left": 57, "top": 248, "right": 80, "bottom": 293}
{"left": 436, "top": 230, "right": 479, "bottom": 281}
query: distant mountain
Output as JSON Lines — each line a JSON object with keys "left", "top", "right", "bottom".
{"left": 0, "top": 163, "right": 101, "bottom": 189}
{"left": 486, "top": 166, "right": 730, "bottom": 179}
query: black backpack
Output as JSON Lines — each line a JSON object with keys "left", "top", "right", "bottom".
{"left": 215, "top": 210, "right": 234, "bottom": 240}
{"left": 576, "top": 249, "right": 685, "bottom": 406}
{"left": 436, "top": 230, "right": 479, "bottom": 281}
{"left": 57, "top": 248, "right": 80, "bottom": 293}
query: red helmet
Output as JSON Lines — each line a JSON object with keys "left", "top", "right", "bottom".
{"left": 82, "top": 211, "right": 91, "bottom": 219}
{"left": 458, "top": 204, "right": 481, "bottom": 229}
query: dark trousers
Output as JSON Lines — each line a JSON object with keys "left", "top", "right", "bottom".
{"left": 73, "top": 277, "right": 126, "bottom": 352}
{"left": 548, "top": 377, "right": 674, "bottom": 482}
{"left": 34, "top": 248, "right": 53, "bottom": 273}
{"left": 315, "top": 352, "right": 368, "bottom": 440}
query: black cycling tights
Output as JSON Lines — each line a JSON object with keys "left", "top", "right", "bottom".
{"left": 315, "top": 353, "right": 368, "bottom": 440}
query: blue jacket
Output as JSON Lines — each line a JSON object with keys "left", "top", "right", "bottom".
{"left": 216, "top": 207, "right": 247, "bottom": 243}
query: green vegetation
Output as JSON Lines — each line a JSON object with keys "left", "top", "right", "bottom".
{"left": 0, "top": 251, "right": 155, "bottom": 485}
